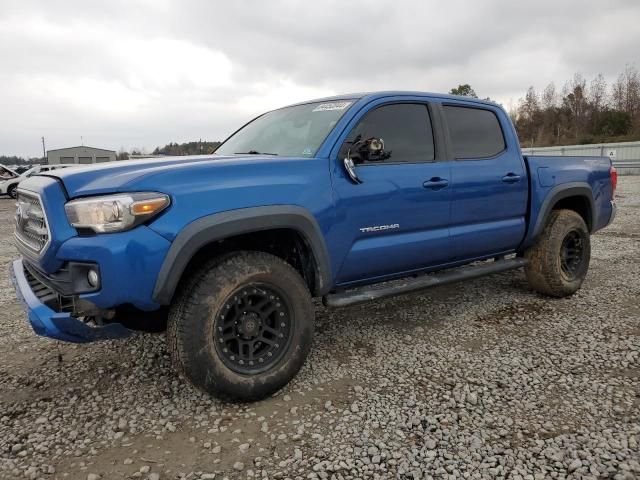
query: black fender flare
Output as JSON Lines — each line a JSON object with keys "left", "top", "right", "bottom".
{"left": 531, "top": 182, "right": 596, "bottom": 240}
{"left": 152, "top": 206, "right": 332, "bottom": 304}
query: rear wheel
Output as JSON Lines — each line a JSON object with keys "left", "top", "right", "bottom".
{"left": 7, "top": 185, "right": 17, "bottom": 199}
{"left": 167, "top": 251, "right": 314, "bottom": 402}
{"left": 524, "top": 209, "right": 591, "bottom": 297}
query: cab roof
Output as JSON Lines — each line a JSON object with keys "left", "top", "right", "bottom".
{"left": 286, "top": 91, "right": 498, "bottom": 109}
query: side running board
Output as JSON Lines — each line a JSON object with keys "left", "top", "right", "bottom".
{"left": 323, "top": 257, "right": 528, "bottom": 308}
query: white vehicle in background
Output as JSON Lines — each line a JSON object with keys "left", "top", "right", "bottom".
{"left": 0, "top": 164, "right": 76, "bottom": 198}
{"left": 0, "top": 165, "right": 20, "bottom": 198}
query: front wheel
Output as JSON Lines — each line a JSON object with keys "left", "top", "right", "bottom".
{"left": 524, "top": 209, "right": 591, "bottom": 297}
{"left": 167, "top": 251, "right": 315, "bottom": 402}
{"left": 7, "top": 185, "right": 17, "bottom": 199}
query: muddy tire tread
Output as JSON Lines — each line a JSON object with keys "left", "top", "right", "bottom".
{"left": 167, "top": 251, "right": 314, "bottom": 402}
{"left": 524, "top": 209, "right": 590, "bottom": 298}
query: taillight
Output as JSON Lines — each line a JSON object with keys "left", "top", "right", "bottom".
{"left": 610, "top": 165, "right": 617, "bottom": 199}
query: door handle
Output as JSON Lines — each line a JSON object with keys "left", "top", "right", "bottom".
{"left": 502, "top": 173, "right": 521, "bottom": 183}
{"left": 423, "top": 177, "right": 449, "bottom": 190}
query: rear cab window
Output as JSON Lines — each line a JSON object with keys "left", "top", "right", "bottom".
{"left": 443, "top": 105, "right": 505, "bottom": 159}
{"left": 340, "top": 103, "right": 435, "bottom": 163}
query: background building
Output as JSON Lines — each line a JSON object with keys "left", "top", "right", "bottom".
{"left": 47, "top": 146, "right": 117, "bottom": 165}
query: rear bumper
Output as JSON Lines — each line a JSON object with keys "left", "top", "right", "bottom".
{"left": 10, "top": 258, "right": 134, "bottom": 343}
{"left": 605, "top": 200, "right": 617, "bottom": 227}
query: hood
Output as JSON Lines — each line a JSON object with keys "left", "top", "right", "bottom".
{"left": 44, "top": 154, "right": 284, "bottom": 197}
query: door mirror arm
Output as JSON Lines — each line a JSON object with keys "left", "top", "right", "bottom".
{"left": 343, "top": 152, "right": 362, "bottom": 184}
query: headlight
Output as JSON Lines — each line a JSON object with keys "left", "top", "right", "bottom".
{"left": 65, "top": 192, "right": 170, "bottom": 233}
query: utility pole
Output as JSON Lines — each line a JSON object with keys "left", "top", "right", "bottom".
{"left": 42, "top": 137, "right": 47, "bottom": 164}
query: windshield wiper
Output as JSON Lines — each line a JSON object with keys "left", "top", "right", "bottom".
{"left": 234, "top": 150, "right": 278, "bottom": 156}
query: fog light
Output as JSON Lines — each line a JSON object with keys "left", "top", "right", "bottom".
{"left": 87, "top": 269, "right": 100, "bottom": 288}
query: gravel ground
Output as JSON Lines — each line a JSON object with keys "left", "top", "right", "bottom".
{"left": 0, "top": 178, "right": 639, "bottom": 480}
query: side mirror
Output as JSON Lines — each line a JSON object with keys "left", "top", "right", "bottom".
{"left": 343, "top": 156, "right": 362, "bottom": 184}
{"left": 343, "top": 137, "right": 385, "bottom": 184}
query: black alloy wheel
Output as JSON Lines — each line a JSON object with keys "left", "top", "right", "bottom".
{"left": 559, "top": 230, "right": 586, "bottom": 280}
{"left": 215, "top": 284, "right": 293, "bottom": 374}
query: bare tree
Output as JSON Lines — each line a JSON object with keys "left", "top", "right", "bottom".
{"left": 517, "top": 87, "right": 541, "bottom": 147}
{"left": 117, "top": 148, "right": 129, "bottom": 160}
{"left": 611, "top": 73, "right": 626, "bottom": 112}
{"left": 540, "top": 83, "right": 562, "bottom": 144}
{"left": 541, "top": 82, "right": 558, "bottom": 109}
{"left": 623, "top": 65, "right": 640, "bottom": 121}
{"left": 588, "top": 74, "right": 608, "bottom": 133}
{"left": 589, "top": 74, "right": 607, "bottom": 112}
{"left": 562, "top": 73, "right": 588, "bottom": 139}
{"left": 521, "top": 87, "right": 540, "bottom": 120}
{"left": 612, "top": 65, "right": 640, "bottom": 119}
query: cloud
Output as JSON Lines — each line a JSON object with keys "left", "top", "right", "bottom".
{"left": 1, "top": 0, "right": 639, "bottom": 157}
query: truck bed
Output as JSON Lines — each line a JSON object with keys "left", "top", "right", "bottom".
{"left": 522, "top": 154, "right": 614, "bottom": 248}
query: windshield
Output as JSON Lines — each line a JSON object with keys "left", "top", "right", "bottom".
{"left": 215, "top": 100, "right": 355, "bottom": 157}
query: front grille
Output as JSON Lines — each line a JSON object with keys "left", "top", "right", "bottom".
{"left": 15, "top": 190, "right": 50, "bottom": 255}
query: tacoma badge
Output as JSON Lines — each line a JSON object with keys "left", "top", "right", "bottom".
{"left": 359, "top": 224, "right": 400, "bottom": 233}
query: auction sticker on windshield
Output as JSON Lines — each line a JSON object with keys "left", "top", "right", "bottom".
{"left": 312, "top": 101, "right": 352, "bottom": 112}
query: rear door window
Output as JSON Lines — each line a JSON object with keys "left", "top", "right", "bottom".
{"left": 444, "top": 106, "right": 505, "bottom": 159}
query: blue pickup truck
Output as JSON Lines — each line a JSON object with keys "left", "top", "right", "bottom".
{"left": 11, "top": 91, "right": 617, "bottom": 401}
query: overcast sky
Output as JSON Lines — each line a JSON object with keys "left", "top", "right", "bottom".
{"left": 1, "top": 0, "right": 639, "bottom": 158}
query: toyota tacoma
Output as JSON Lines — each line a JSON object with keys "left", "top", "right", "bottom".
{"left": 11, "top": 91, "right": 617, "bottom": 401}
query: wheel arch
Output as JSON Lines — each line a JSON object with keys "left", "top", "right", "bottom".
{"left": 6, "top": 181, "right": 19, "bottom": 196}
{"left": 532, "top": 182, "right": 595, "bottom": 241}
{"left": 152, "top": 206, "right": 332, "bottom": 304}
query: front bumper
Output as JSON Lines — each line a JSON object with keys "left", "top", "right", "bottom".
{"left": 11, "top": 177, "right": 173, "bottom": 343}
{"left": 10, "top": 258, "right": 134, "bottom": 343}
